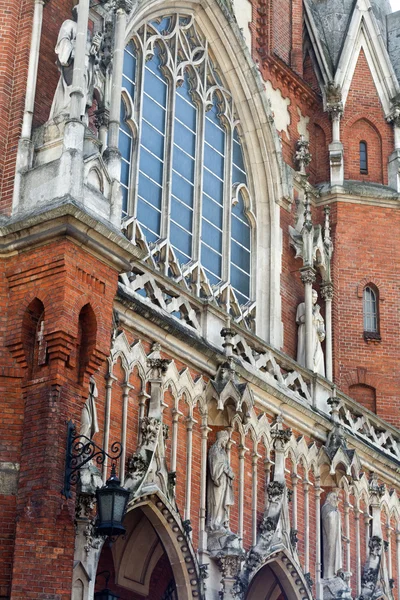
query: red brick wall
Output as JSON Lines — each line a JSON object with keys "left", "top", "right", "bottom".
{"left": 0, "top": 0, "right": 34, "bottom": 215}
{"left": 273, "top": 0, "right": 291, "bottom": 64}
{"left": 342, "top": 49, "right": 393, "bottom": 185}
{"left": 331, "top": 202, "right": 400, "bottom": 426}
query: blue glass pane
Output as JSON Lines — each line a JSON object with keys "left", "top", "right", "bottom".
{"left": 202, "top": 195, "right": 223, "bottom": 228}
{"left": 173, "top": 248, "right": 190, "bottom": 265}
{"left": 142, "top": 226, "right": 158, "bottom": 243}
{"left": 174, "top": 120, "right": 196, "bottom": 155}
{"left": 137, "top": 199, "right": 161, "bottom": 235}
{"left": 232, "top": 165, "right": 247, "bottom": 185}
{"left": 138, "top": 173, "right": 162, "bottom": 210}
{"left": 175, "top": 95, "right": 196, "bottom": 131}
{"left": 171, "top": 197, "right": 193, "bottom": 231}
{"left": 121, "top": 185, "right": 128, "bottom": 214}
{"left": 207, "top": 102, "right": 222, "bottom": 125}
{"left": 231, "top": 265, "right": 250, "bottom": 297}
{"left": 204, "top": 269, "right": 220, "bottom": 286}
{"left": 172, "top": 173, "right": 194, "bottom": 207}
{"left": 232, "top": 217, "right": 250, "bottom": 247}
{"left": 204, "top": 145, "right": 224, "bottom": 179}
{"left": 202, "top": 220, "right": 222, "bottom": 251}
{"left": 143, "top": 95, "right": 166, "bottom": 133}
{"left": 121, "top": 160, "right": 130, "bottom": 186}
{"left": 140, "top": 148, "right": 163, "bottom": 183}
{"left": 170, "top": 222, "right": 192, "bottom": 255}
{"left": 201, "top": 244, "right": 222, "bottom": 277}
{"left": 231, "top": 240, "right": 250, "bottom": 272}
{"left": 203, "top": 170, "right": 223, "bottom": 201}
{"left": 123, "top": 48, "right": 136, "bottom": 78}
{"left": 144, "top": 70, "right": 167, "bottom": 105}
{"left": 141, "top": 121, "right": 164, "bottom": 159}
{"left": 151, "top": 17, "right": 171, "bottom": 32}
{"left": 205, "top": 119, "right": 225, "bottom": 154}
{"left": 233, "top": 139, "right": 245, "bottom": 171}
{"left": 147, "top": 46, "right": 164, "bottom": 74}
{"left": 119, "top": 131, "right": 131, "bottom": 160}
{"left": 122, "top": 76, "right": 135, "bottom": 100}
{"left": 173, "top": 147, "right": 195, "bottom": 181}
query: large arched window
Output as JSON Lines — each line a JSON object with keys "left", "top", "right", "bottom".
{"left": 119, "top": 15, "right": 254, "bottom": 312}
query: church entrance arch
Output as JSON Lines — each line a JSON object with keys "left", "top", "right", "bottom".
{"left": 245, "top": 552, "right": 312, "bottom": 600}
{"left": 94, "top": 493, "right": 203, "bottom": 599}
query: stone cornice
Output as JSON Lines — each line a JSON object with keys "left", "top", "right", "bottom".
{"left": 315, "top": 183, "right": 400, "bottom": 209}
{"left": 261, "top": 54, "right": 321, "bottom": 110}
{"left": 0, "top": 199, "right": 144, "bottom": 271}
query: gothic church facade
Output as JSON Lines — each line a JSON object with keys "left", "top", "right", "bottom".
{"left": 2, "top": 0, "right": 400, "bottom": 599}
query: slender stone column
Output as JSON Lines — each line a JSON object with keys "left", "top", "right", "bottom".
{"left": 301, "top": 267, "right": 316, "bottom": 371}
{"left": 321, "top": 282, "right": 333, "bottom": 380}
{"left": 104, "top": 0, "right": 128, "bottom": 226}
{"left": 102, "top": 374, "right": 116, "bottom": 479}
{"left": 238, "top": 444, "right": 246, "bottom": 540}
{"left": 171, "top": 407, "right": 182, "bottom": 474}
{"left": 199, "top": 413, "right": 210, "bottom": 555}
{"left": 315, "top": 477, "right": 322, "bottom": 598}
{"left": 344, "top": 493, "right": 351, "bottom": 579}
{"left": 354, "top": 504, "right": 362, "bottom": 596}
{"left": 291, "top": 471, "right": 299, "bottom": 537}
{"left": 69, "top": 0, "right": 90, "bottom": 121}
{"left": 252, "top": 452, "right": 259, "bottom": 546}
{"left": 303, "top": 478, "right": 310, "bottom": 573}
{"left": 184, "top": 415, "right": 195, "bottom": 521}
{"left": 120, "top": 382, "right": 133, "bottom": 482}
{"left": 138, "top": 390, "right": 150, "bottom": 444}
{"left": 396, "top": 530, "right": 400, "bottom": 600}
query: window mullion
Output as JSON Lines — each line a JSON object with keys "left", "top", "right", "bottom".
{"left": 192, "top": 100, "right": 205, "bottom": 267}
{"left": 131, "top": 48, "right": 146, "bottom": 220}
{"left": 222, "top": 122, "right": 233, "bottom": 283}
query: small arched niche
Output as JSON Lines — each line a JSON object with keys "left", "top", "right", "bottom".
{"left": 22, "top": 298, "right": 46, "bottom": 379}
{"left": 77, "top": 303, "right": 97, "bottom": 383}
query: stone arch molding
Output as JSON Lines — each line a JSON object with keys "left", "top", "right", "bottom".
{"left": 72, "top": 490, "right": 204, "bottom": 600}
{"left": 124, "top": 0, "right": 291, "bottom": 346}
{"left": 247, "top": 549, "right": 313, "bottom": 600}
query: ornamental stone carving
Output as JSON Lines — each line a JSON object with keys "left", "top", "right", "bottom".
{"left": 321, "top": 491, "right": 343, "bottom": 579}
{"left": 207, "top": 430, "right": 241, "bottom": 554}
{"left": 321, "top": 491, "right": 351, "bottom": 600}
{"left": 50, "top": 7, "right": 102, "bottom": 120}
{"left": 296, "top": 289, "right": 325, "bottom": 376}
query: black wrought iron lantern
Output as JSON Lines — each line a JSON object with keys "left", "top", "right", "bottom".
{"left": 94, "top": 571, "right": 120, "bottom": 600}
{"left": 95, "top": 464, "right": 130, "bottom": 537}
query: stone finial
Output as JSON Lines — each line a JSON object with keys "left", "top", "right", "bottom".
{"left": 325, "top": 82, "right": 343, "bottom": 118}
{"left": 294, "top": 135, "right": 312, "bottom": 174}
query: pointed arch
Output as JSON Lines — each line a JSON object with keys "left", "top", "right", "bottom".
{"left": 124, "top": 0, "right": 287, "bottom": 346}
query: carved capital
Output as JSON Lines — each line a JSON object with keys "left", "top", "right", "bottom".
{"left": 267, "top": 481, "right": 285, "bottom": 502}
{"left": 386, "top": 105, "right": 400, "bottom": 128}
{"left": 325, "top": 82, "right": 343, "bottom": 118}
{"left": 271, "top": 427, "right": 292, "bottom": 450}
{"left": 321, "top": 282, "right": 334, "bottom": 301}
{"left": 217, "top": 552, "right": 245, "bottom": 579}
{"left": 300, "top": 267, "right": 316, "bottom": 286}
{"left": 147, "top": 358, "right": 171, "bottom": 378}
{"left": 368, "top": 474, "right": 385, "bottom": 499}
{"left": 94, "top": 107, "right": 110, "bottom": 130}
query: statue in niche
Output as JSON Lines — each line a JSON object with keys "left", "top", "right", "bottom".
{"left": 80, "top": 376, "right": 99, "bottom": 441}
{"left": 207, "top": 430, "right": 235, "bottom": 532}
{"left": 50, "top": 6, "right": 102, "bottom": 120}
{"left": 321, "top": 490, "right": 343, "bottom": 579}
{"left": 296, "top": 289, "right": 325, "bottom": 376}
{"left": 78, "top": 376, "right": 102, "bottom": 495}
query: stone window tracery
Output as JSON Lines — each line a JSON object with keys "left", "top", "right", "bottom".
{"left": 119, "top": 14, "right": 253, "bottom": 307}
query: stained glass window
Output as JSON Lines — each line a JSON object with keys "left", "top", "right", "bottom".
{"left": 119, "top": 15, "right": 253, "bottom": 306}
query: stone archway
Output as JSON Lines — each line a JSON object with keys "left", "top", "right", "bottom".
{"left": 94, "top": 492, "right": 203, "bottom": 600}
{"left": 246, "top": 551, "right": 311, "bottom": 600}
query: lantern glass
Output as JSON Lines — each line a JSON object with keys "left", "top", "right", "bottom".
{"left": 95, "top": 466, "right": 130, "bottom": 537}
{"left": 94, "top": 589, "right": 120, "bottom": 600}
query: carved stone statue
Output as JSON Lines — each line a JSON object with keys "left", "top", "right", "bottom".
{"left": 207, "top": 430, "right": 234, "bottom": 533}
{"left": 296, "top": 289, "right": 325, "bottom": 376}
{"left": 321, "top": 490, "right": 343, "bottom": 579}
{"left": 50, "top": 7, "right": 102, "bottom": 120}
{"left": 80, "top": 376, "right": 99, "bottom": 441}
